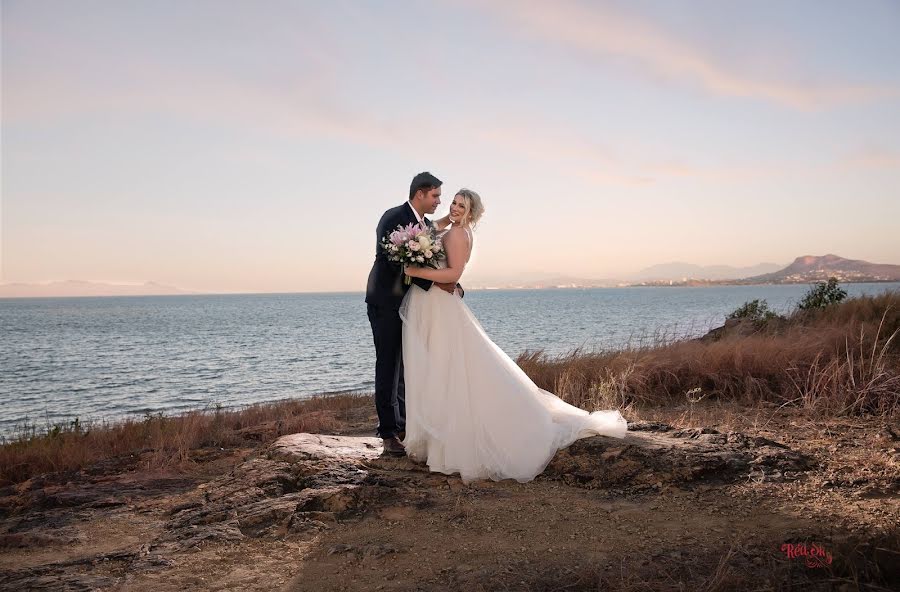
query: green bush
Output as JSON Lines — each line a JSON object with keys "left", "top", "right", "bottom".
{"left": 798, "top": 277, "right": 847, "bottom": 310}
{"left": 727, "top": 298, "right": 779, "bottom": 322}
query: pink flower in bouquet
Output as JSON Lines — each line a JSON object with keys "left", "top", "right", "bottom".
{"left": 409, "top": 241, "right": 421, "bottom": 252}
{"left": 409, "top": 224, "right": 428, "bottom": 240}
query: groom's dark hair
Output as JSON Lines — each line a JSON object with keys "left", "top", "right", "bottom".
{"left": 409, "top": 171, "right": 442, "bottom": 200}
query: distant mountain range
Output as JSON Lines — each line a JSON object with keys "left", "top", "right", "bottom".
{"left": 739, "top": 254, "right": 900, "bottom": 284}
{"left": 631, "top": 254, "right": 900, "bottom": 286}
{"left": 631, "top": 261, "right": 784, "bottom": 281}
{"left": 466, "top": 261, "right": 790, "bottom": 289}
{"left": 472, "top": 254, "right": 900, "bottom": 289}
{"left": 0, "top": 280, "right": 197, "bottom": 298}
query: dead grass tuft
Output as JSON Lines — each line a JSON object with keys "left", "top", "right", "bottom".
{"left": 518, "top": 291, "right": 900, "bottom": 418}
{"left": 0, "top": 392, "right": 371, "bottom": 486}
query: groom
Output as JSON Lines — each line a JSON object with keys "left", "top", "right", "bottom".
{"left": 365, "top": 171, "right": 463, "bottom": 456}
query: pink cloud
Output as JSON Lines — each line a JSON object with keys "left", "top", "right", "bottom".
{"left": 474, "top": 124, "right": 795, "bottom": 186}
{"left": 1, "top": 19, "right": 407, "bottom": 150}
{"left": 472, "top": 0, "right": 899, "bottom": 110}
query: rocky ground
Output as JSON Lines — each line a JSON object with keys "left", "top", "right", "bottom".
{"left": 1, "top": 401, "right": 898, "bottom": 591}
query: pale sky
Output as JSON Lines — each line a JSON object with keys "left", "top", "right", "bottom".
{"left": 2, "top": 0, "right": 899, "bottom": 293}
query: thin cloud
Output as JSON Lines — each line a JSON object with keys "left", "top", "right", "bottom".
{"left": 473, "top": 0, "right": 899, "bottom": 110}
{"left": 4, "top": 63, "right": 412, "bottom": 152}
{"left": 1, "top": 17, "right": 405, "bottom": 149}
{"left": 840, "top": 145, "right": 900, "bottom": 170}
{"left": 475, "top": 124, "right": 795, "bottom": 186}
{"left": 2, "top": 39, "right": 670, "bottom": 186}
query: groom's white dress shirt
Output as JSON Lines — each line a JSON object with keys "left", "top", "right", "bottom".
{"left": 407, "top": 202, "right": 425, "bottom": 225}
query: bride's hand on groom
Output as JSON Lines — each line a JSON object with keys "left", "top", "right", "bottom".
{"left": 404, "top": 265, "right": 459, "bottom": 296}
{"left": 435, "top": 281, "right": 457, "bottom": 295}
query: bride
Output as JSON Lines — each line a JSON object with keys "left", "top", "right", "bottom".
{"left": 400, "top": 188, "right": 628, "bottom": 484}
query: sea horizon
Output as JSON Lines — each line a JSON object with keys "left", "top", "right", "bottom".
{"left": 5, "top": 278, "right": 900, "bottom": 300}
{"left": 2, "top": 282, "right": 899, "bottom": 438}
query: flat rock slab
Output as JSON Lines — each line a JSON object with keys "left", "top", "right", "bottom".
{"left": 271, "top": 433, "right": 384, "bottom": 462}
{"left": 267, "top": 426, "right": 814, "bottom": 492}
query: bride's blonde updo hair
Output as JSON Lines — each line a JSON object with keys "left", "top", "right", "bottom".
{"left": 455, "top": 188, "right": 485, "bottom": 229}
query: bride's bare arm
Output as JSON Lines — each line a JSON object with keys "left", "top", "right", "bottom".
{"left": 404, "top": 228, "right": 468, "bottom": 285}
{"left": 434, "top": 213, "right": 452, "bottom": 231}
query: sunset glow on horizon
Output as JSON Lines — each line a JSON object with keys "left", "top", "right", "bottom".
{"left": 2, "top": 0, "right": 899, "bottom": 294}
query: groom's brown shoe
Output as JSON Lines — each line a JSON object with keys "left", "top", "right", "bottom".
{"left": 381, "top": 436, "right": 406, "bottom": 457}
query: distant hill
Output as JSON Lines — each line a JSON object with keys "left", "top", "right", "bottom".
{"left": 463, "top": 254, "right": 900, "bottom": 290}
{"left": 741, "top": 254, "right": 900, "bottom": 284}
{"left": 0, "top": 280, "right": 199, "bottom": 298}
{"left": 632, "top": 261, "right": 784, "bottom": 281}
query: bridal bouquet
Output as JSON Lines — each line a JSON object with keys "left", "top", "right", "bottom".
{"left": 381, "top": 222, "right": 445, "bottom": 285}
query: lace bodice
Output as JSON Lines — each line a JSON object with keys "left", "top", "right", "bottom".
{"left": 434, "top": 229, "right": 450, "bottom": 269}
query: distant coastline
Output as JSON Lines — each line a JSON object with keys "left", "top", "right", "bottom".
{"left": 3, "top": 253, "right": 898, "bottom": 298}
{"left": 624, "top": 277, "right": 900, "bottom": 288}
{"left": 3, "top": 279, "right": 900, "bottom": 300}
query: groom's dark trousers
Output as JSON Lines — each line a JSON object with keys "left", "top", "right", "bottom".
{"left": 365, "top": 202, "right": 435, "bottom": 439}
{"left": 365, "top": 304, "right": 407, "bottom": 439}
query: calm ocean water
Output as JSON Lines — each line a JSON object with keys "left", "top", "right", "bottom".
{"left": 2, "top": 282, "right": 898, "bottom": 437}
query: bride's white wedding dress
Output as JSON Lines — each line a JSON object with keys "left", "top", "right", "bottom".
{"left": 399, "top": 228, "right": 628, "bottom": 484}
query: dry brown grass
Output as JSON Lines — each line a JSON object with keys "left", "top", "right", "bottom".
{"left": 3, "top": 291, "right": 898, "bottom": 488}
{"left": 0, "top": 392, "right": 371, "bottom": 486}
{"left": 518, "top": 290, "right": 900, "bottom": 418}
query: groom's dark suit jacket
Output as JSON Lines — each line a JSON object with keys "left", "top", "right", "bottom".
{"left": 365, "top": 202, "right": 435, "bottom": 309}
